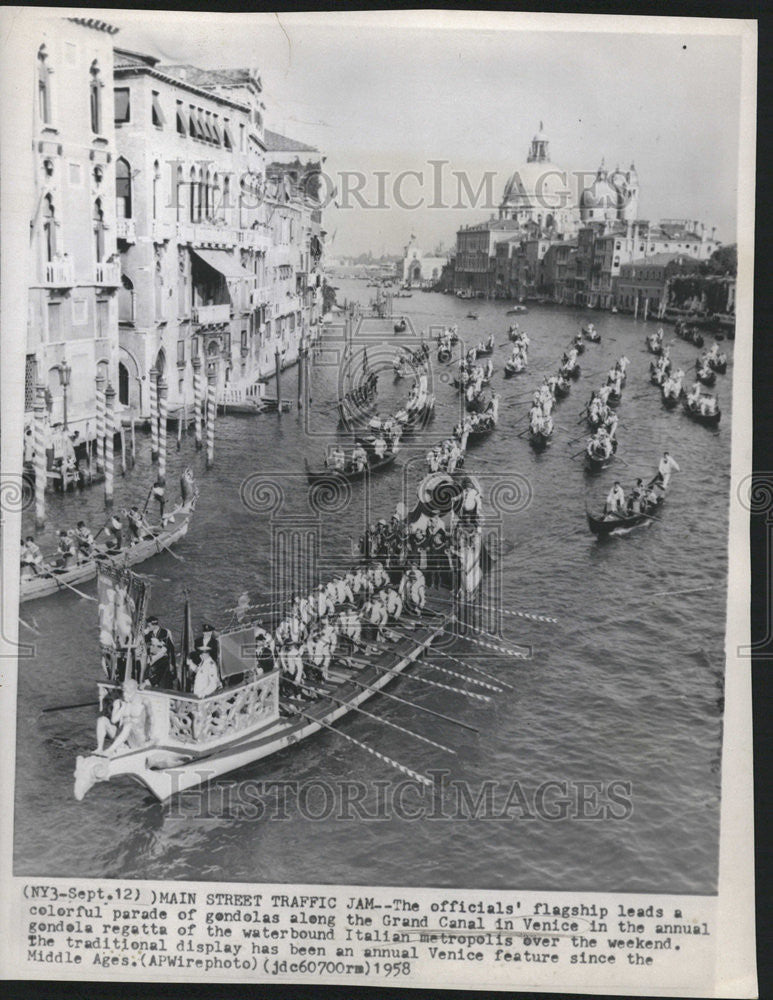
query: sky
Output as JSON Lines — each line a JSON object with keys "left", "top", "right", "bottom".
{"left": 78, "top": 9, "right": 746, "bottom": 256}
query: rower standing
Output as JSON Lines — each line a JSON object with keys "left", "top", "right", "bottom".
{"left": 605, "top": 481, "right": 626, "bottom": 515}
{"left": 654, "top": 451, "right": 680, "bottom": 489}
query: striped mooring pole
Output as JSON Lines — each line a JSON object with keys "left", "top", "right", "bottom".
{"left": 149, "top": 366, "right": 159, "bottom": 462}
{"left": 206, "top": 370, "right": 216, "bottom": 469}
{"left": 157, "top": 377, "right": 168, "bottom": 487}
{"left": 33, "top": 385, "right": 47, "bottom": 530}
{"left": 95, "top": 373, "right": 106, "bottom": 473}
{"left": 104, "top": 382, "right": 116, "bottom": 507}
{"left": 192, "top": 355, "right": 203, "bottom": 451}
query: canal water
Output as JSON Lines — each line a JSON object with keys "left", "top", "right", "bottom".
{"left": 14, "top": 280, "right": 732, "bottom": 893}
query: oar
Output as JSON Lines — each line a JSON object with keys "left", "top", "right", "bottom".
{"left": 140, "top": 518, "right": 185, "bottom": 562}
{"left": 570, "top": 449, "right": 586, "bottom": 460}
{"left": 18, "top": 615, "right": 41, "bottom": 634}
{"left": 431, "top": 646, "right": 515, "bottom": 690}
{"left": 347, "top": 653, "right": 489, "bottom": 701}
{"left": 42, "top": 698, "right": 99, "bottom": 714}
{"left": 285, "top": 699, "right": 434, "bottom": 786}
{"left": 383, "top": 626, "right": 503, "bottom": 692}
{"left": 339, "top": 663, "right": 480, "bottom": 732}
{"left": 40, "top": 571, "right": 98, "bottom": 601}
{"left": 287, "top": 677, "right": 456, "bottom": 754}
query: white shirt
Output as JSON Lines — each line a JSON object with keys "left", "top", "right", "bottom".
{"left": 193, "top": 654, "right": 220, "bottom": 698}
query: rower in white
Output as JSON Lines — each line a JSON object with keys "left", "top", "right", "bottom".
{"left": 655, "top": 451, "right": 680, "bottom": 488}
{"left": 605, "top": 481, "right": 626, "bottom": 515}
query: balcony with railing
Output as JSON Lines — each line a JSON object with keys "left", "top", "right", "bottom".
{"left": 193, "top": 223, "right": 239, "bottom": 249}
{"left": 95, "top": 261, "right": 121, "bottom": 286}
{"left": 116, "top": 218, "right": 137, "bottom": 243}
{"left": 98, "top": 670, "right": 279, "bottom": 752}
{"left": 44, "top": 259, "right": 75, "bottom": 286}
{"left": 192, "top": 303, "right": 231, "bottom": 325}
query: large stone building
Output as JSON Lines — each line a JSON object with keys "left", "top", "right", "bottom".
{"left": 25, "top": 16, "right": 122, "bottom": 438}
{"left": 453, "top": 123, "right": 721, "bottom": 304}
{"left": 111, "top": 51, "right": 323, "bottom": 417}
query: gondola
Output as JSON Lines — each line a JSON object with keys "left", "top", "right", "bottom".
{"left": 528, "top": 427, "right": 552, "bottom": 451}
{"left": 464, "top": 396, "right": 499, "bottom": 442}
{"left": 466, "top": 312, "right": 479, "bottom": 320}
{"left": 507, "top": 305, "right": 528, "bottom": 315}
{"left": 661, "top": 386, "right": 682, "bottom": 409}
{"left": 646, "top": 334, "right": 664, "bottom": 355}
{"left": 559, "top": 361, "right": 580, "bottom": 381}
{"left": 572, "top": 339, "right": 586, "bottom": 355}
{"left": 649, "top": 360, "right": 669, "bottom": 386}
{"left": 675, "top": 320, "right": 704, "bottom": 348}
{"left": 708, "top": 355, "right": 727, "bottom": 374}
{"left": 695, "top": 366, "right": 717, "bottom": 388}
{"left": 553, "top": 377, "right": 571, "bottom": 399}
{"left": 606, "top": 386, "right": 623, "bottom": 407}
{"left": 682, "top": 397, "right": 721, "bottom": 427}
{"left": 584, "top": 437, "right": 618, "bottom": 473}
{"left": 393, "top": 319, "right": 407, "bottom": 333}
{"left": 582, "top": 324, "right": 601, "bottom": 342}
{"left": 304, "top": 448, "right": 399, "bottom": 484}
{"left": 20, "top": 473, "right": 198, "bottom": 603}
{"left": 504, "top": 358, "right": 526, "bottom": 378}
{"left": 586, "top": 495, "right": 664, "bottom": 537}
{"left": 474, "top": 342, "right": 494, "bottom": 358}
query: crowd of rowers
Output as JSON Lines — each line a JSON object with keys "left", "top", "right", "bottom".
{"left": 584, "top": 357, "right": 629, "bottom": 460}
{"left": 20, "top": 487, "right": 168, "bottom": 577}
{"left": 651, "top": 348, "right": 719, "bottom": 415}
{"left": 601, "top": 451, "right": 680, "bottom": 519}
{"left": 505, "top": 324, "right": 529, "bottom": 374}
{"left": 359, "top": 481, "right": 483, "bottom": 573}
{"left": 112, "top": 565, "right": 431, "bottom": 708}
{"left": 437, "top": 325, "right": 460, "bottom": 358}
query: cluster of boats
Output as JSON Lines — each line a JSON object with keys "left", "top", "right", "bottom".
{"left": 504, "top": 324, "right": 529, "bottom": 377}
{"left": 337, "top": 369, "right": 379, "bottom": 428}
{"left": 647, "top": 329, "right": 724, "bottom": 427}
{"left": 582, "top": 357, "right": 629, "bottom": 472}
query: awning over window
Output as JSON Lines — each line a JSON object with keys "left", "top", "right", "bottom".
{"left": 192, "top": 247, "right": 255, "bottom": 280}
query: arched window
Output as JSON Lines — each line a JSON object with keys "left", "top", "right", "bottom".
{"left": 37, "top": 46, "right": 51, "bottom": 124}
{"left": 93, "top": 199, "right": 105, "bottom": 262}
{"left": 155, "top": 348, "right": 166, "bottom": 376}
{"left": 116, "top": 157, "right": 132, "bottom": 218}
{"left": 42, "top": 195, "right": 56, "bottom": 262}
{"left": 176, "top": 164, "right": 183, "bottom": 222}
{"left": 89, "top": 61, "right": 103, "bottom": 134}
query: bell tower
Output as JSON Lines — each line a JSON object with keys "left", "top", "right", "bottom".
{"left": 527, "top": 122, "right": 550, "bottom": 164}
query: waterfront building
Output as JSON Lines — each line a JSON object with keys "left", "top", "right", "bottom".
{"left": 614, "top": 252, "right": 702, "bottom": 316}
{"left": 263, "top": 129, "right": 326, "bottom": 374}
{"left": 453, "top": 124, "right": 720, "bottom": 307}
{"left": 399, "top": 235, "right": 446, "bottom": 288}
{"left": 112, "top": 51, "right": 324, "bottom": 417}
{"left": 25, "top": 17, "right": 122, "bottom": 438}
{"left": 112, "top": 50, "right": 270, "bottom": 417}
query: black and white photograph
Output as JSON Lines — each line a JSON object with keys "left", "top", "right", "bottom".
{"left": 0, "top": 7, "right": 757, "bottom": 995}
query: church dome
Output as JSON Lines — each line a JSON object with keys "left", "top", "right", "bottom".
{"left": 502, "top": 160, "right": 569, "bottom": 212}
